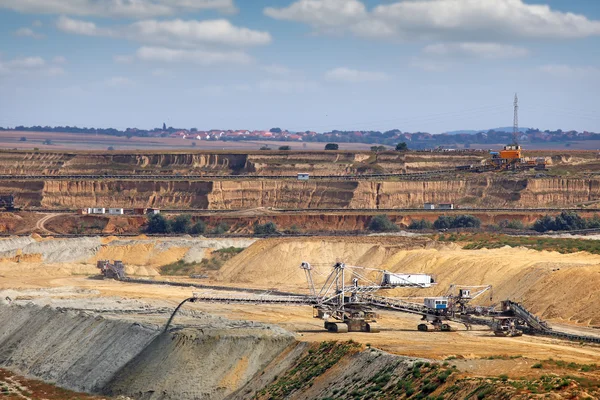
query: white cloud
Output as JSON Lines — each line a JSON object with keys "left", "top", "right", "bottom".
{"left": 52, "top": 55, "right": 67, "bottom": 64}
{"left": 0, "top": 0, "right": 236, "bottom": 18}
{"left": 539, "top": 64, "right": 600, "bottom": 78}
{"left": 324, "top": 67, "right": 388, "bottom": 83}
{"left": 57, "top": 16, "right": 271, "bottom": 47}
{"left": 128, "top": 19, "right": 271, "bottom": 47}
{"left": 422, "top": 42, "right": 529, "bottom": 59}
{"left": 265, "top": 0, "right": 600, "bottom": 41}
{"left": 32, "top": 20, "right": 43, "bottom": 27}
{"left": 0, "top": 56, "right": 66, "bottom": 77}
{"left": 57, "top": 15, "right": 108, "bottom": 36}
{"left": 265, "top": 0, "right": 366, "bottom": 28}
{"left": 105, "top": 76, "right": 135, "bottom": 87}
{"left": 134, "top": 46, "right": 252, "bottom": 65}
{"left": 14, "top": 27, "right": 44, "bottom": 39}
{"left": 261, "top": 64, "right": 292, "bottom": 76}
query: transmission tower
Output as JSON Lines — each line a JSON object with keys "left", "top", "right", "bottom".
{"left": 513, "top": 93, "right": 519, "bottom": 146}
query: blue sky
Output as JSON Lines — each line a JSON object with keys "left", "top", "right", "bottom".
{"left": 0, "top": 0, "right": 599, "bottom": 133}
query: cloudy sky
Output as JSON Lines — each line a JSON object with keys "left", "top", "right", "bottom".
{"left": 0, "top": 0, "right": 599, "bottom": 133}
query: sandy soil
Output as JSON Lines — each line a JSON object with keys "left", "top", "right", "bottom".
{"left": 3, "top": 235, "right": 600, "bottom": 379}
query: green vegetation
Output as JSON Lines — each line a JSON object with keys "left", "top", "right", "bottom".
{"left": 368, "top": 215, "right": 399, "bottom": 232}
{"left": 396, "top": 142, "right": 408, "bottom": 151}
{"left": 160, "top": 247, "right": 244, "bottom": 275}
{"left": 146, "top": 214, "right": 169, "bottom": 233}
{"left": 408, "top": 219, "right": 433, "bottom": 230}
{"left": 434, "top": 215, "right": 481, "bottom": 229}
{"left": 324, "top": 143, "right": 339, "bottom": 150}
{"left": 498, "top": 219, "right": 525, "bottom": 230}
{"left": 439, "top": 232, "right": 600, "bottom": 255}
{"left": 370, "top": 145, "right": 386, "bottom": 152}
{"left": 210, "top": 222, "right": 230, "bottom": 234}
{"left": 533, "top": 211, "right": 600, "bottom": 232}
{"left": 189, "top": 220, "right": 206, "bottom": 234}
{"left": 255, "top": 341, "right": 361, "bottom": 399}
{"left": 279, "top": 145, "right": 291, "bottom": 150}
{"left": 254, "top": 221, "right": 278, "bottom": 235}
{"left": 170, "top": 214, "right": 192, "bottom": 234}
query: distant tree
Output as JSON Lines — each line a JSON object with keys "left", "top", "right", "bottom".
{"left": 533, "top": 215, "right": 555, "bottom": 232}
{"left": 254, "top": 221, "right": 278, "bottom": 235}
{"left": 433, "top": 216, "right": 455, "bottom": 230}
{"left": 279, "top": 145, "right": 291, "bottom": 151}
{"left": 325, "top": 143, "right": 339, "bottom": 150}
{"left": 107, "top": 146, "right": 115, "bottom": 151}
{"left": 171, "top": 214, "right": 192, "bottom": 234}
{"left": 147, "top": 214, "right": 169, "bottom": 234}
{"left": 408, "top": 219, "right": 433, "bottom": 230}
{"left": 396, "top": 142, "right": 408, "bottom": 151}
{"left": 270, "top": 127, "right": 282, "bottom": 133}
{"left": 371, "top": 145, "right": 386, "bottom": 153}
{"left": 190, "top": 128, "right": 198, "bottom": 132}
{"left": 452, "top": 215, "right": 481, "bottom": 228}
{"left": 19, "top": 137, "right": 27, "bottom": 142}
{"left": 211, "top": 222, "right": 230, "bottom": 234}
{"left": 190, "top": 220, "right": 206, "bottom": 235}
{"left": 260, "top": 145, "right": 271, "bottom": 150}
{"left": 43, "top": 139, "right": 52, "bottom": 145}
{"left": 126, "top": 133, "right": 133, "bottom": 139}
{"left": 368, "top": 215, "right": 399, "bottom": 232}
{"left": 162, "top": 122, "right": 167, "bottom": 130}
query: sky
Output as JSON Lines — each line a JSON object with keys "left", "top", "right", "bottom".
{"left": 0, "top": 0, "right": 599, "bottom": 134}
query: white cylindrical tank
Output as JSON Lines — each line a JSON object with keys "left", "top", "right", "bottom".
{"left": 108, "top": 208, "right": 124, "bottom": 215}
{"left": 92, "top": 208, "right": 106, "bottom": 214}
{"left": 383, "top": 273, "right": 434, "bottom": 288}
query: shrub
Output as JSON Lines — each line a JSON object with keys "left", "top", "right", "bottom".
{"left": 190, "top": 220, "right": 206, "bottom": 234}
{"left": 368, "top": 215, "right": 399, "bottom": 232}
{"left": 453, "top": 215, "right": 481, "bottom": 228}
{"left": 43, "top": 139, "right": 53, "bottom": 145}
{"left": 501, "top": 219, "right": 525, "bottom": 230}
{"left": 171, "top": 214, "right": 192, "bottom": 233}
{"left": 211, "top": 222, "right": 230, "bottom": 234}
{"left": 434, "top": 215, "right": 455, "bottom": 229}
{"left": 19, "top": 136, "right": 27, "bottom": 141}
{"left": 408, "top": 219, "right": 433, "bottom": 230}
{"left": 107, "top": 146, "right": 115, "bottom": 151}
{"left": 533, "top": 211, "right": 588, "bottom": 232}
{"left": 254, "top": 221, "right": 278, "bottom": 235}
{"left": 260, "top": 145, "right": 271, "bottom": 150}
{"left": 532, "top": 363, "right": 543, "bottom": 369}
{"left": 325, "top": 143, "right": 339, "bottom": 150}
{"left": 396, "top": 142, "right": 408, "bottom": 151}
{"left": 434, "top": 215, "right": 481, "bottom": 229}
{"left": 279, "top": 145, "right": 291, "bottom": 150}
{"left": 147, "top": 214, "right": 170, "bottom": 233}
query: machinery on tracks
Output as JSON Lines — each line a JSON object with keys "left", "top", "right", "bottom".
{"left": 96, "top": 259, "right": 600, "bottom": 343}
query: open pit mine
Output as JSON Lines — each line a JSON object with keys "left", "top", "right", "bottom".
{"left": 2, "top": 149, "right": 600, "bottom": 399}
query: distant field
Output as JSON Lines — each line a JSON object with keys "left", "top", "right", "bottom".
{"left": 0, "top": 131, "right": 378, "bottom": 151}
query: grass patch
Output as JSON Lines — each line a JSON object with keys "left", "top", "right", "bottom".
{"left": 160, "top": 247, "right": 245, "bottom": 276}
{"left": 437, "top": 232, "right": 600, "bottom": 255}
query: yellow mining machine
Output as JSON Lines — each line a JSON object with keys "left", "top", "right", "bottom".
{"left": 487, "top": 94, "right": 546, "bottom": 171}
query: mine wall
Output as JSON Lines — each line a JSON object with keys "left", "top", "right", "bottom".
{"left": 0, "top": 303, "right": 296, "bottom": 400}
{"left": 0, "top": 177, "right": 596, "bottom": 209}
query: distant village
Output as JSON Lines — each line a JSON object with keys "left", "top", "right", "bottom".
{"left": 3, "top": 125, "right": 599, "bottom": 149}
